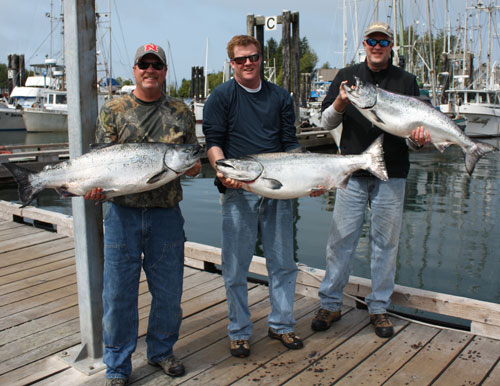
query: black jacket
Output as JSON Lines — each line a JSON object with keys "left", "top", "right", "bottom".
{"left": 322, "top": 60, "right": 420, "bottom": 178}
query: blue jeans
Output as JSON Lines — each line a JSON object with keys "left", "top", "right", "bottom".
{"left": 318, "top": 177, "right": 406, "bottom": 315}
{"left": 102, "top": 203, "right": 185, "bottom": 380}
{"left": 221, "top": 189, "right": 298, "bottom": 340}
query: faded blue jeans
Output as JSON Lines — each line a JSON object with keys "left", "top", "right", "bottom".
{"left": 102, "top": 202, "right": 185, "bottom": 380}
{"left": 318, "top": 176, "right": 406, "bottom": 315}
{"left": 221, "top": 189, "right": 298, "bottom": 341}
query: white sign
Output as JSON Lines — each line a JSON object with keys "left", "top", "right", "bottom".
{"left": 265, "top": 16, "right": 277, "bottom": 31}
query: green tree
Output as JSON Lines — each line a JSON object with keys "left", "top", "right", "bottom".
{"left": 177, "top": 78, "right": 192, "bottom": 98}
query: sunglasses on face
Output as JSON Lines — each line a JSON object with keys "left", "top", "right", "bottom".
{"left": 231, "top": 53, "right": 260, "bottom": 65}
{"left": 365, "top": 38, "right": 392, "bottom": 47}
{"left": 136, "top": 61, "right": 165, "bottom": 70}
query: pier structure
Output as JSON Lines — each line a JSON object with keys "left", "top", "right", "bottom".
{"left": 1, "top": 201, "right": 500, "bottom": 385}
{"left": 246, "top": 11, "right": 301, "bottom": 126}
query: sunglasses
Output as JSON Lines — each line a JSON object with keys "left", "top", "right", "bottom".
{"left": 365, "top": 38, "right": 392, "bottom": 47}
{"left": 136, "top": 61, "right": 165, "bottom": 70}
{"left": 232, "top": 54, "right": 260, "bottom": 65}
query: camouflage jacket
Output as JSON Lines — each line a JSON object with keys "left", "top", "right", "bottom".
{"left": 95, "top": 93, "right": 198, "bottom": 208}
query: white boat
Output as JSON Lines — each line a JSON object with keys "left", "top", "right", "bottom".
{"left": 23, "top": 89, "right": 68, "bottom": 132}
{"left": 0, "top": 103, "right": 24, "bottom": 131}
{"left": 439, "top": 89, "right": 500, "bottom": 137}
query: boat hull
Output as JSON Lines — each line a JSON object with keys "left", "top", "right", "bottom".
{"left": 0, "top": 107, "right": 25, "bottom": 130}
{"left": 22, "top": 108, "right": 67, "bottom": 132}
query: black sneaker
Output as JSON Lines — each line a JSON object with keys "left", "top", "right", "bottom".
{"left": 268, "top": 328, "right": 304, "bottom": 349}
{"left": 148, "top": 355, "right": 185, "bottom": 377}
{"left": 230, "top": 339, "right": 250, "bottom": 358}
{"left": 311, "top": 308, "right": 341, "bottom": 331}
{"left": 370, "top": 313, "right": 394, "bottom": 338}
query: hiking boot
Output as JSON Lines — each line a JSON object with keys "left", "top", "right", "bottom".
{"left": 148, "top": 355, "right": 185, "bottom": 377}
{"left": 370, "top": 313, "right": 394, "bottom": 338}
{"left": 105, "top": 378, "right": 127, "bottom": 386}
{"left": 268, "top": 328, "right": 304, "bottom": 349}
{"left": 311, "top": 308, "right": 341, "bottom": 331}
{"left": 230, "top": 339, "right": 250, "bottom": 358}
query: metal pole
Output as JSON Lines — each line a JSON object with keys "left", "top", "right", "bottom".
{"left": 61, "top": 0, "right": 105, "bottom": 375}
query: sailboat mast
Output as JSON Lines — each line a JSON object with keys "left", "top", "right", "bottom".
{"left": 108, "top": 0, "right": 112, "bottom": 98}
{"left": 204, "top": 38, "right": 208, "bottom": 98}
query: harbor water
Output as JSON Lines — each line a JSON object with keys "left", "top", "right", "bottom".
{"left": 1, "top": 131, "right": 499, "bottom": 325}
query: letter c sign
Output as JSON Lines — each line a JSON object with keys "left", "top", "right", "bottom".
{"left": 265, "top": 16, "right": 277, "bottom": 31}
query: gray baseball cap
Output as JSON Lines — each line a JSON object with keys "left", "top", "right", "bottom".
{"left": 364, "top": 21, "right": 394, "bottom": 39}
{"left": 134, "top": 43, "right": 167, "bottom": 65}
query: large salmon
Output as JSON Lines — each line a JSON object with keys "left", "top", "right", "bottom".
{"left": 3, "top": 142, "right": 202, "bottom": 207}
{"left": 343, "top": 76, "right": 498, "bottom": 175}
{"left": 216, "top": 136, "right": 388, "bottom": 199}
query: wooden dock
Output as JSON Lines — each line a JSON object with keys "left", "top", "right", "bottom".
{"left": 1, "top": 202, "right": 500, "bottom": 385}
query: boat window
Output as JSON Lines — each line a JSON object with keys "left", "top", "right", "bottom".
{"left": 56, "top": 94, "right": 67, "bottom": 104}
{"left": 47, "top": 94, "right": 54, "bottom": 104}
{"left": 488, "top": 93, "right": 495, "bottom": 103}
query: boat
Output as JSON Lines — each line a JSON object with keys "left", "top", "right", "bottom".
{"left": 0, "top": 102, "right": 24, "bottom": 131}
{"left": 21, "top": 60, "right": 68, "bottom": 133}
{"left": 23, "top": 89, "right": 68, "bottom": 132}
{"left": 439, "top": 88, "right": 500, "bottom": 137}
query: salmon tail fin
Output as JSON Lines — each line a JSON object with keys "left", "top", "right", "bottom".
{"left": 464, "top": 140, "right": 498, "bottom": 176}
{"left": 2, "top": 163, "right": 41, "bottom": 207}
{"left": 363, "top": 135, "right": 389, "bottom": 181}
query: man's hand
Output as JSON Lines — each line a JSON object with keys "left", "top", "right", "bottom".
{"left": 185, "top": 160, "right": 202, "bottom": 177}
{"left": 216, "top": 171, "right": 243, "bottom": 189}
{"left": 410, "top": 126, "right": 431, "bottom": 147}
{"left": 310, "top": 186, "right": 326, "bottom": 197}
{"left": 84, "top": 187, "right": 105, "bottom": 200}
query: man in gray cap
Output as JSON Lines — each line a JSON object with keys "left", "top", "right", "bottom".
{"left": 85, "top": 43, "right": 201, "bottom": 385}
{"left": 311, "top": 22, "right": 430, "bottom": 338}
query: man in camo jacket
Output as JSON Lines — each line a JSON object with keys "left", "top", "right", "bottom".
{"left": 85, "top": 43, "right": 201, "bottom": 386}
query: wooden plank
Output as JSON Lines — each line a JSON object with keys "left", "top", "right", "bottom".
{"left": 283, "top": 318, "right": 408, "bottom": 386}
{"left": 0, "top": 222, "right": 25, "bottom": 231}
{"left": 0, "top": 272, "right": 77, "bottom": 307}
{"left": 471, "top": 321, "right": 500, "bottom": 340}
{"left": 432, "top": 336, "right": 500, "bottom": 386}
{"left": 0, "top": 356, "right": 70, "bottom": 386}
{"left": 0, "top": 331, "right": 81, "bottom": 377}
{"left": 0, "top": 265, "right": 76, "bottom": 295}
{"left": 0, "top": 306, "right": 79, "bottom": 345}
{"left": 0, "top": 293, "right": 78, "bottom": 331}
{"left": 0, "top": 319, "right": 80, "bottom": 375}
{"left": 0, "top": 226, "right": 46, "bottom": 242}
{"left": 191, "top": 305, "right": 360, "bottom": 386}
{"left": 333, "top": 323, "right": 440, "bottom": 385}
{"left": 383, "top": 329, "right": 474, "bottom": 386}
{"left": 482, "top": 359, "right": 500, "bottom": 386}
{"left": 0, "top": 237, "right": 75, "bottom": 268}
{"left": 35, "top": 286, "right": 272, "bottom": 386}
{"left": 0, "top": 283, "right": 77, "bottom": 318}
{"left": 0, "top": 231, "right": 67, "bottom": 254}
{"left": 0, "top": 255, "right": 75, "bottom": 286}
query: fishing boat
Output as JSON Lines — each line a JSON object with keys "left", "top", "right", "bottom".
{"left": 439, "top": 88, "right": 500, "bottom": 137}
{"left": 0, "top": 104, "right": 24, "bottom": 131}
{"left": 23, "top": 89, "right": 68, "bottom": 132}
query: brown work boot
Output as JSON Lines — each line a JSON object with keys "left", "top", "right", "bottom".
{"left": 268, "top": 328, "right": 304, "bottom": 349}
{"left": 311, "top": 308, "right": 341, "bottom": 331}
{"left": 230, "top": 339, "right": 250, "bottom": 358}
{"left": 370, "top": 313, "right": 394, "bottom": 338}
{"left": 148, "top": 355, "right": 185, "bottom": 377}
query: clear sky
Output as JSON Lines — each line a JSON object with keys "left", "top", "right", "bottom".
{"left": 1, "top": 0, "right": 498, "bottom": 88}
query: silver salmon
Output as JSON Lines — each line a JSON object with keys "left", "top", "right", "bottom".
{"left": 3, "top": 142, "right": 202, "bottom": 207}
{"left": 343, "top": 76, "right": 498, "bottom": 175}
{"left": 215, "top": 135, "right": 388, "bottom": 199}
